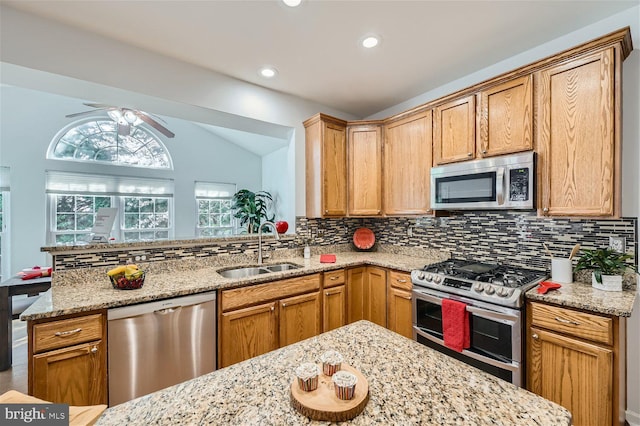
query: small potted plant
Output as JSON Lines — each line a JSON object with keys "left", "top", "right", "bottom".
{"left": 574, "top": 248, "right": 636, "bottom": 292}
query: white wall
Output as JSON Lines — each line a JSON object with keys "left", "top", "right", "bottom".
{"left": 0, "top": 86, "right": 263, "bottom": 274}
{"left": 0, "top": 5, "right": 359, "bottom": 219}
{"left": 262, "top": 145, "right": 293, "bottom": 231}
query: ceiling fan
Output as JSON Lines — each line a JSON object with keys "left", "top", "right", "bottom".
{"left": 65, "top": 103, "right": 175, "bottom": 138}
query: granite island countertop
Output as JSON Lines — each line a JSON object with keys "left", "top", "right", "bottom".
{"left": 96, "top": 320, "right": 571, "bottom": 426}
{"left": 21, "top": 250, "right": 446, "bottom": 321}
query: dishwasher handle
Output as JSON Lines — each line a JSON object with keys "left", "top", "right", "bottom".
{"left": 154, "top": 306, "right": 182, "bottom": 315}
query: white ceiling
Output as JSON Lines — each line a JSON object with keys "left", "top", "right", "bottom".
{"left": 3, "top": 0, "right": 638, "bottom": 117}
{"left": 195, "top": 123, "right": 289, "bottom": 156}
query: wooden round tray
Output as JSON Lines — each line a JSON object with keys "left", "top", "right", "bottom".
{"left": 290, "top": 364, "right": 369, "bottom": 422}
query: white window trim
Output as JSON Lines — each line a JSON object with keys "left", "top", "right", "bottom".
{"left": 0, "top": 191, "right": 9, "bottom": 281}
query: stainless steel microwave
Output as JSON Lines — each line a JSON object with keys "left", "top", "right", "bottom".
{"left": 430, "top": 152, "right": 534, "bottom": 210}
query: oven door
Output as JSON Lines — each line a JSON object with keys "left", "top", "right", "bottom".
{"left": 412, "top": 287, "right": 523, "bottom": 386}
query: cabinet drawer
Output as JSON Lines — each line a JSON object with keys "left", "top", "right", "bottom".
{"left": 33, "top": 314, "right": 104, "bottom": 354}
{"left": 323, "top": 270, "right": 345, "bottom": 288}
{"left": 221, "top": 274, "right": 321, "bottom": 312}
{"left": 529, "top": 302, "right": 613, "bottom": 345}
{"left": 388, "top": 270, "right": 412, "bottom": 291}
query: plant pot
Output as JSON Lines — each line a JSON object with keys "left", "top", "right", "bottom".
{"left": 591, "top": 272, "right": 622, "bottom": 292}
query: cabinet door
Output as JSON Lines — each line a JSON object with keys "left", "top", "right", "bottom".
{"left": 279, "top": 292, "right": 321, "bottom": 347}
{"left": 434, "top": 95, "right": 476, "bottom": 165}
{"left": 365, "top": 267, "right": 387, "bottom": 327}
{"left": 347, "top": 267, "right": 366, "bottom": 324}
{"left": 528, "top": 327, "right": 613, "bottom": 426}
{"left": 387, "top": 287, "right": 413, "bottom": 339}
{"left": 348, "top": 125, "right": 382, "bottom": 216}
{"left": 537, "top": 48, "right": 617, "bottom": 217}
{"left": 478, "top": 74, "right": 533, "bottom": 157}
{"left": 220, "top": 301, "right": 278, "bottom": 368}
{"left": 323, "top": 285, "right": 346, "bottom": 332}
{"left": 32, "top": 340, "right": 106, "bottom": 405}
{"left": 322, "top": 121, "right": 348, "bottom": 216}
{"left": 383, "top": 110, "right": 432, "bottom": 215}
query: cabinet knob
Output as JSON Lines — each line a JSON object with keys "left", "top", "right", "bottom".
{"left": 325, "top": 292, "right": 330, "bottom": 296}
{"left": 543, "top": 207, "right": 549, "bottom": 213}
{"left": 481, "top": 150, "right": 487, "bottom": 154}
{"left": 397, "top": 279, "right": 407, "bottom": 283}
{"left": 532, "top": 333, "right": 539, "bottom": 340}
{"left": 324, "top": 210, "right": 329, "bottom": 214}
{"left": 90, "top": 346, "right": 98, "bottom": 353}
{"left": 467, "top": 152, "right": 473, "bottom": 157}
{"left": 282, "top": 303, "right": 287, "bottom": 308}
{"left": 271, "top": 306, "right": 275, "bottom": 311}
{"left": 330, "top": 276, "right": 338, "bottom": 280}
{"left": 401, "top": 295, "right": 412, "bottom": 300}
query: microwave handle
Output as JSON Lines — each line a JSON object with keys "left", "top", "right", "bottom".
{"left": 496, "top": 167, "right": 506, "bottom": 205}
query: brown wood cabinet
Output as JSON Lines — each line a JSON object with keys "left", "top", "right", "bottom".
{"left": 386, "top": 270, "right": 413, "bottom": 339}
{"left": 433, "top": 95, "right": 476, "bottom": 165}
{"left": 346, "top": 267, "right": 386, "bottom": 327}
{"left": 304, "top": 114, "right": 348, "bottom": 217}
{"left": 347, "top": 123, "right": 382, "bottom": 216}
{"left": 383, "top": 110, "right": 433, "bottom": 215}
{"left": 29, "top": 311, "right": 107, "bottom": 406}
{"left": 527, "top": 302, "right": 622, "bottom": 426}
{"left": 536, "top": 47, "right": 620, "bottom": 217}
{"left": 323, "top": 285, "right": 346, "bottom": 332}
{"left": 478, "top": 74, "right": 533, "bottom": 158}
{"left": 219, "top": 274, "right": 321, "bottom": 367}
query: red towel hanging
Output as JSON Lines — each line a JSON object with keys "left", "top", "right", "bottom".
{"left": 442, "top": 298, "right": 470, "bottom": 352}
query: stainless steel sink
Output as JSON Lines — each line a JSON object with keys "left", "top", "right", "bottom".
{"left": 217, "top": 263, "right": 301, "bottom": 278}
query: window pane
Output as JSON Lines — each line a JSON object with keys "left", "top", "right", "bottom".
{"left": 124, "top": 197, "right": 139, "bottom": 213}
{"left": 0, "top": 194, "right": 3, "bottom": 210}
{"left": 55, "top": 234, "right": 75, "bottom": 244}
{"left": 155, "top": 231, "right": 169, "bottom": 239}
{"left": 56, "top": 214, "right": 75, "bottom": 231}
{"left": 198, "top": 213, "right": 209, "bottom": 227}
{"left": 95, "top": 197, "right": 112, "bottom": 209}
{"left": 155, "top": 214, "right": 169, "bottom": 228}
{"left": 124, "top": 231, "right": 139, "bottom": 242}
{"left": 198, "top": 200, "right": 208, "bottom": 212}
{"left": 220, "top": 214, "right": 231, "bottom": 226}
{"left": 56, "top": 196, "right": 75, "bottom": 213}
{"left": 220, "top": 201, "right": 231, "bottom": 214}
{"left": 209, "top": 214, "right": 220, "bottom": 227}
{"left": 124, "top": 213, "right": 139, "bottom": 229}
{"left": 76, "top": 196, "right": 94, "bottom": 213}
{"left": 76, "top": 214, "right": 94, "bottom": 230}
{"left": 139, "top": 198, "right": 154, "bottom": 213}
{"left": 140, "top": 231, "right": 155, "bottom": 240}
{"left": 139, "top": 213, "right": 154, "bottom": 229}
{"left": 155, "top": 198, "right": 168, "bottom": 213}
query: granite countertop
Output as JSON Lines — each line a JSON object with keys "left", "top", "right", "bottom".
{"left": 97, "top": 321, "right": 571, "bottom": 425}
{"left": 22, "top": 249, "right": 446, "bottom": 321}
{"left": 525, "top": 280, "right": 637, "bottom": 317}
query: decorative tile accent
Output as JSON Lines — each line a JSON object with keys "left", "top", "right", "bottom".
{"left": 296, "top": 212, "right": 637, "bottom": 272}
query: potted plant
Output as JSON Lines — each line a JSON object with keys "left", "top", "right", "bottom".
{"left": 574, "top": 248, "right": 635, "bottom": 292}
{"left": 231, "top": 189, "right": 275, "bottom": 233}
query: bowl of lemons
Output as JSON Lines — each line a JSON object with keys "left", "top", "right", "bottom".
{"left": 107, "top": 264, "right": 145, "bottom": 290}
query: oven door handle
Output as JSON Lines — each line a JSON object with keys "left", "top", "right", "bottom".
{"left": 414, "top": 327, "right": 520, "bottom": 373}
{"left": 465, "top": 305, "right": 518, "bottom": 325}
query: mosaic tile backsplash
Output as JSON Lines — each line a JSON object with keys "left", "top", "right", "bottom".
{"left": 296, "top": 212, "right": 637, "bottom": 272}
{"left": 49, "top": 211, "right": 636, "bottom": 273}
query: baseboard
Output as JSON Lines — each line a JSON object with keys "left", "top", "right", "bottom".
{"left": 627, "top": 409, "right": 640, "bottom": 426}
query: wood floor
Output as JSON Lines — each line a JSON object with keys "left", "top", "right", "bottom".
{"left": 0, "top": 319, "right": 28, "bottom": 394}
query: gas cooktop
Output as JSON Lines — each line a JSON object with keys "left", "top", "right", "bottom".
{"left": 411, "top": 259, "right": 548, "bottom": 308}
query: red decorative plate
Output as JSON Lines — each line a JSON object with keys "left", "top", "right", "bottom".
{"left": 353, "top": 228, "right": 375, "bottom": 250}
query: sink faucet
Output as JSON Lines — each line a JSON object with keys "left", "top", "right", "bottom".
{"left": 258, "top": 221, "right": 280, "bottom": 265}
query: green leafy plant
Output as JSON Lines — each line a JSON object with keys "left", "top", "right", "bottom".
{"left": 231, "top": 189, "right": 274, "bottom": 233}
{"left": 574, "top": 248, "right": 636, "bottom": 284}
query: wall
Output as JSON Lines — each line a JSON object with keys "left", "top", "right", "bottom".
{"left": 262, "top": 145, "right": 293, "bottom": 228}
{"left": 0, "top": 86, "right": 264, "bottom": 274}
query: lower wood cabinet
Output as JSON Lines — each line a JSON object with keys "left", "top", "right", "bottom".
{"left": 526, "top": 302, "right": 621, "bottom": 426}
{"left": 29, "top": 311, "right": 107, "bottom": 406}
{"left": 387, "top": 270, "right": 413, "bottom": 339}
{"left": 347, "top": 266, "right": 387, "bottom": 327}
{"left": 323, "top": 285, "right": 346, "bottom": 332}
{"left": 219, "top": 274, "right": 321, "bottom": 368}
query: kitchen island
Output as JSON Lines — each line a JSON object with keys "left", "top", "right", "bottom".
{"left": 97, "top": 321, "right": 571, "bottom": 425}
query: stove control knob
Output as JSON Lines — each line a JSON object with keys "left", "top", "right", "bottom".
{"left": 497, "top": 288, "right": 508, "bottom": 297}
{"left": 418, "top": 272, "right": 425, "bottom": 280}
{"left": 424, "top": 273, "right": 432, "bottom": 282}
{"left": 472, "top": 283, "right": 484, "bottom": 292}
{"left": 484, "top": 284, "right": 495, "bottom": 295}
{"left": 433, "top": 275, "right": 442, "bottom": 284}
{"left": 505, "top": 288, "right": 515, "bottom": 297}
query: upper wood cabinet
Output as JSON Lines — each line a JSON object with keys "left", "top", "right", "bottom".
{"left": 383, "top": 110, "right": 433, "bottom": 215}
{"left": 477, "top": 74, "right": 533, "bottom": 158}
{"left": 347, "top": 123, "right": 382, "bottom": 216}
{"left": 433, "top": 95, "right": 476, "bottom": 165}
{"left": 536, "top": 47, "right": 619, "bottom": 217}
{"left": 304, "top": 114, "right": 348, "bottom": 217}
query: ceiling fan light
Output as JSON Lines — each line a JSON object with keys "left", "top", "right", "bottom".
{"left": 107, "top": 109, "right": 124, "bottom": 123}
{"left": 123, "top": 110, "right": 137, "bottom": 124}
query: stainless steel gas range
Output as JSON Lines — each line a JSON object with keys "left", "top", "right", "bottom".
{"left": 411, "top": 259, "right": 547, "bottom": 387}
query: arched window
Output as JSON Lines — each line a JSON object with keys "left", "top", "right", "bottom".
{"left": 48, "top": 119, "right": 173, "bottom": 169}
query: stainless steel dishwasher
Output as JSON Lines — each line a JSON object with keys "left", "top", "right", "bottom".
{"left": 107, "top": 292, "right": 216, "bottom": 406}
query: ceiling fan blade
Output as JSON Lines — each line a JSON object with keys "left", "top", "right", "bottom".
{"left": 65, "top": 109, "right": 108, "bottom": 118}
{"left": 83, "top": 102, "right": 117, "bottom": 109}
{"left": 118, "top": 123, "right": 130, "bottom": 137}
{"left": 136, "top": 111, "right": 175, "bottom": 138}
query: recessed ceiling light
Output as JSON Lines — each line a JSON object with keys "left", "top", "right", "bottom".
{"left": 260, "top": 67, "right": 277, "bottom": 78}
{"left": 362, "top": 35, "right": 380, "bottom": 49}
{"left": 282, "top": 0, "right": 302, "bottom": 7}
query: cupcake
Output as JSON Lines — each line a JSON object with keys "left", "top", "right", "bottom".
{"left": 295, "top": 363, "right": 320, "bottom": 392}
{"left": 320, "top": 350, "right": 344, "bottom": 376}
{"left": 332, "top": 370, "right": 357, "bottom": 400}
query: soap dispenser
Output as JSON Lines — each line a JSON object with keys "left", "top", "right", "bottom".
{"left": 304, "top": 243, "right": 311, "bottom": 259}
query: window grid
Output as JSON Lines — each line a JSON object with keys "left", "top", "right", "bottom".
{"left": 197, "top": 198, "right": 234, "bottom": 237}
{"left": 123, "top": 196, "right": 171, "bottom": 242}
{"left": 52, "top": 194, "right": 113, "bottom": 245}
